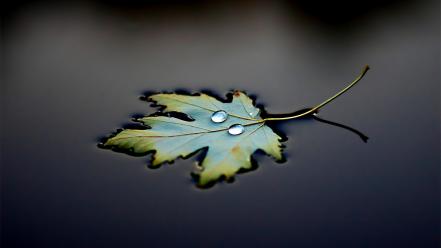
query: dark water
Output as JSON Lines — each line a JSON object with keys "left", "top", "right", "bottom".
{"left": 2, "top": 1, "right": 440, "bottom": 247}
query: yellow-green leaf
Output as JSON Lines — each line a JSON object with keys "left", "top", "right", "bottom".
{"left": 104, "top": 91, "right": 283, "bottom": 186}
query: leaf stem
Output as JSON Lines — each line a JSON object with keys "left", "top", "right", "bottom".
{"left": 263, "top": 65, "right": 370, "bottom": 122}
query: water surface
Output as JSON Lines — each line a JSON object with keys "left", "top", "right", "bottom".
{"left": 2, "top": 1, "right": 439, "bottom": 247}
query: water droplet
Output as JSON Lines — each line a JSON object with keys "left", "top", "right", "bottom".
{"left": 228, "top": 124, "right": 244, "bottom": 135}
{"left": 211, "top": 110, "right": 228, "bottom": 123}
{"left": 248, "top": 109, "right": 260, "bottom": 117}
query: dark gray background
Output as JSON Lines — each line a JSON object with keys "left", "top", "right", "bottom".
{"left": 2, "top": 0, "right": 440, "bottom": 247}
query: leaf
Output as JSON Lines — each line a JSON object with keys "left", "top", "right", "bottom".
{"left": 103, "top": 91, "right": 283, "bottom": 186}
{"left": 102, "top": 66, "right": 370, "bottom": 187}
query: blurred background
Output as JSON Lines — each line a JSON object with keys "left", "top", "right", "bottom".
{"left": 1, "top": 0, "right": 440, "bottom": 247}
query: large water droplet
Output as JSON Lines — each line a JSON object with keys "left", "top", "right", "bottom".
{"left": 228, "top": 124, "right": 244, "bottom": 135}
{"left": 211, "top": 110, "right": 228, "bottom": 123}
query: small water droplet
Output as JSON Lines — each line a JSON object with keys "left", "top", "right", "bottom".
{"left": 248, "top": 109, "right": 260, "bottom": 117}
{"left": 211, "top": 110, "right": 228, "bottom": 123}
{"left": 228, "top": 124, "right": 244, "bottom": 135}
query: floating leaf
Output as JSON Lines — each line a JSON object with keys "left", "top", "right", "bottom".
{"left": 104, "top": 91, "right": 282, "bottom": 186}
{"left": 101, "top": 66, "right": 370, "bottom": 187}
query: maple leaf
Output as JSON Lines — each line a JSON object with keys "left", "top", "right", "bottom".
{"left": 102, "top": 66, "right": 369, "bottom": 187}
{"left": 104, "top": 91, "right": 283, "bottom": 186}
